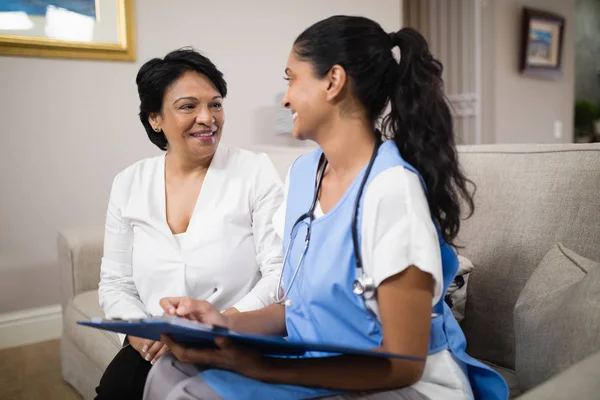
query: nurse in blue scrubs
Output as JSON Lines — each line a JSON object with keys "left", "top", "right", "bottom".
{"left": 143, "top": 15, "right": 509, "bottom": 400}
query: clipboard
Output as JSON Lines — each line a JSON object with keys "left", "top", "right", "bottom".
{"left": 77, "top": 317, "right": 425, "bottom": 361}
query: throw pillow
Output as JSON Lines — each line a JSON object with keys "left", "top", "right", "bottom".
{"left": 445, "top": 255, "right": 474, "bottom": 323}
{"left": 514, "top": 243, "right": 600, "bottom": 392}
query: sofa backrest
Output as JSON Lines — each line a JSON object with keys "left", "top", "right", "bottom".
{"left": 455, "top": 143, "right": 600, "bottom": 370}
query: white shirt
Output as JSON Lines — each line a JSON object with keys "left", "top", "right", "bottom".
{"left": 273, "top": 165, "right": 474, "bottom": 400}
{"left": 98, "top": 145, "right": 284, "bottom": 337}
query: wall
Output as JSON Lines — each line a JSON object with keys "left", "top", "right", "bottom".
{"left": 481, "top": 0, "right": 576, "bottom": 144}
{"left": 575, "top": 0, "right": 600, "bottom": 104}
{"left": 0, "top": 0, "right": 402, "bottom": 314}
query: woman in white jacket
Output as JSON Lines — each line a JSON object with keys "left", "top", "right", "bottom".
{"left": 94, "top": 48, "right": 284, "bottom": 399}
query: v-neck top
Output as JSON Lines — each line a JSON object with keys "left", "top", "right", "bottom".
{"left": 173, "top": 232, "right": 186, "bottom": 248}
{"left": 98, "top": 145, "right": 284, "bottom": 342}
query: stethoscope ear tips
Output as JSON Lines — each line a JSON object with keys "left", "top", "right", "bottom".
{"left": 270, "top": 291, "right": 293, "bottom": 306}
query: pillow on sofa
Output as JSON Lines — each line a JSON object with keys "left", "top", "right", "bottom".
{"left": 514, "top": 243, "right": 600, "bottom": 392}
{"left": 445, "top": 255, "right": 474, "bottom": 323}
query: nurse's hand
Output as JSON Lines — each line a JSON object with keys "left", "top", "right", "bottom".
{"left": 161, "top": 335, "right": 267, "bottom": 380}
{"left": 160, "top": 296, "right": 229, "bottom": 328}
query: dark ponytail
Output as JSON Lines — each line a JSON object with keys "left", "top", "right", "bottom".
{"left": 382, "top": 28, "right": 475, "bottom": 245}
{"left": 294, "top": 17, "right": 474, "bottom": 245}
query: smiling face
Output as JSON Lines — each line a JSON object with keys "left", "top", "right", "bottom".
{"left": 149, "top": 70, "right": 224, "bottom": 161}
{"left": 280, "top": 50, "right": 333, "bottom": 141}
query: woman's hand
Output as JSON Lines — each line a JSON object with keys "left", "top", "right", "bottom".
{"left": 127, "top": 336, "right": 169, "bottom": 365}
{"left": 159, "top": 298, "right": 270, "bottom": 379}
{"left": 161, "top": 335, "right": 269, "bottom": 380}
{"left": 160, "top": 296, "right": 230, "bottom": 328}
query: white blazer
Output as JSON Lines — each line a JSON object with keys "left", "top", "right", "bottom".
{"left": 98, "top": 145, "right": 284, "bottom": 332}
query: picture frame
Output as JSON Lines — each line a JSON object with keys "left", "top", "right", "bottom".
{"left": 519, "top": 7, "right": 565, "bottom": 79}
{"left": 0, "top": 0, "right": 135, "bottom": 62}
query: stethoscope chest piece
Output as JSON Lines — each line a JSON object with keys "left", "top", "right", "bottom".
{"left": 352, "top": 273, "right": 376, "bottom": 299}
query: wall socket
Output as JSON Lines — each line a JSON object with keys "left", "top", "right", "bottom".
{"left": 553, "top": 120, "right": 563, "bottom": 140}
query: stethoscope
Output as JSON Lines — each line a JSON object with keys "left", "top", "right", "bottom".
{"left": 275, "top": 138, "right": 382, "bottom": 306}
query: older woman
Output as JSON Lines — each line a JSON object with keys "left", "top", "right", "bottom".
{"left": 94, "top": 48, "right": 284, "bottom": 399}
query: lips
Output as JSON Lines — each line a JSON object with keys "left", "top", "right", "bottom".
{"left": 292, "top": 111, "right": 298, "bottom": 121}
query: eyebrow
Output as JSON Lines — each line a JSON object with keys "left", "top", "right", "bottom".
{"left": 173, "top": 95, "right": 222, "bottom": 105}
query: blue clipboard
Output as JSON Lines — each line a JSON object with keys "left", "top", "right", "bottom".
{"left": 77, "top": 317, "right": 425, "bottom": 361}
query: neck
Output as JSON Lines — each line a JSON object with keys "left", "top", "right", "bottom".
{"left": 165, "top": 149, "right": 213, "bottom": 178}
{"left": 316, "top": 116, "right": 376, "bottom": 178}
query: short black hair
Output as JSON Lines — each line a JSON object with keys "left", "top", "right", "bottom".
{"left": 135, "top": 47, "right": 227, "bottom": 150}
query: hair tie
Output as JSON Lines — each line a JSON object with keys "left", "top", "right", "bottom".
{"left": 388, "top": 31, "right": 402, "bottom": 49}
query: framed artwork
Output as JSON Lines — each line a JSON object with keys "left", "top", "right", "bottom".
{"left": 0, "top": 0, "right": 135, "bottom": 61}
{"left": 519, "top": 7, "right": 565, "bottom": 78}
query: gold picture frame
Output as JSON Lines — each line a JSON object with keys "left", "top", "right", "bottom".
{"left": 0, "top": 0, "right": 135, "bottom": 62}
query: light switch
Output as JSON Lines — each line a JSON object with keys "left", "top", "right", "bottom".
{"left": 553, "top": 120, "right": 563, "bottom": 139}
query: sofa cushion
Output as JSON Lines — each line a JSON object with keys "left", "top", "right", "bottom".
{"left": 483, "top": 361, "right": 521, "bottom": 399}
{"left": 455, "top": 143, "right": 600, "bottom": 369}
{"left": 514, "top": 351, "right": 600, "bottom": 400}
{"left": 446, "top": 255, "right": 474, "bottom": 323}
{"left": 514, "top": 243, "right": 600, "bottom": 392}
{"left": 63, "top": 290, "right": 120, "bottom": 371}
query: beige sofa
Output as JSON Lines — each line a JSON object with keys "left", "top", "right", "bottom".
{"left": 59, "top": 143, "right": 600, "bottom": 399}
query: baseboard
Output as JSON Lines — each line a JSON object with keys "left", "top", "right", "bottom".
{"left": 0, "top": 304, "right": 62, "bottom": 350}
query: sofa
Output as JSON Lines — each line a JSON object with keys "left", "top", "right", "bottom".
{"left": 59, "top": 143, "right": 600, "bottom": 399}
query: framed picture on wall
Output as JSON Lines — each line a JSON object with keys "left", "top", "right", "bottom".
{"left": 519, "top": 7, "right": 565, "bottom": 79}
{"left": 0, "top": 0, "right": 135, "bottom": 62}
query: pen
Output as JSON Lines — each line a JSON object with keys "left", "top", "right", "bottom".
{"left": 200, "top": 286, "right": 220, "bottom": 303}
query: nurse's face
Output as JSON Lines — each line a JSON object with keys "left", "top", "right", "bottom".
{"left": 281, "top": 50, "right": 332, "bottom": 141}
{"left": 150, "top": 70, "right": 224, "bottom": 161}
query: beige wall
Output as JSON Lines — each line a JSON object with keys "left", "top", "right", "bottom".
{"left": 482, "top": 0, "right": 576, "bottom": 144}
{"left": 0, "top": 0, "right": 402, "bottom": 314}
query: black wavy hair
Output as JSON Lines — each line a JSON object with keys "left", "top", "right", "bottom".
{"left": 293, "top": 16, "right": 474, "bottom": 245}
{"left": 135, "top": 47, "right": 227, "bottom": 150}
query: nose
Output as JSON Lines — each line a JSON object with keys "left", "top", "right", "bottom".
{"left": 196, "top": 105, "right": 215, "bottom": 125}
{"left": 281, "top": 91, "right": 291, "bottom": 109}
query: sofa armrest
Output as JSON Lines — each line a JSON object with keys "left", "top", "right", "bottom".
{"left": 516, "top": 351, "right": 600, "bottom": 399}
{"left": 58, "top": 226, "right": 105, "bottom": 310}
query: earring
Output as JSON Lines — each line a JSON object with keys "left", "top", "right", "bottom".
{"left": 154, "top": 127, "right": 160, "bottom": 132}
